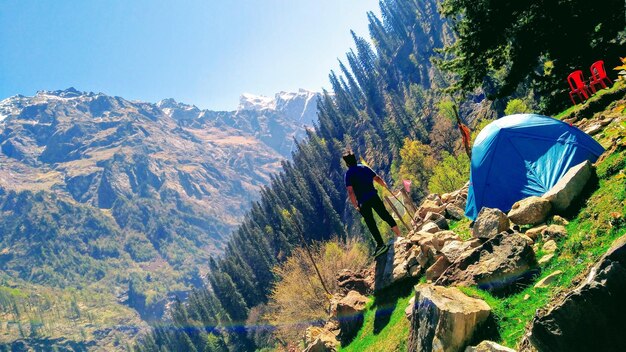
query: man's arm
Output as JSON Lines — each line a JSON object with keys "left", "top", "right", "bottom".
{"left": 346, "top": 186, "right": 359, "bottom": 211}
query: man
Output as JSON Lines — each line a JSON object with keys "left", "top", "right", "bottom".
{"left": 343, "top": 151, "right": 401, "bottom": 257}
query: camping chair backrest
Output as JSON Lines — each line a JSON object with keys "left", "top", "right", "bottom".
{"left": 590, "top": 60, "right": 608, "bottom": 80}
{"left": 567, "top": 70, "right": 586, "bottom": 91}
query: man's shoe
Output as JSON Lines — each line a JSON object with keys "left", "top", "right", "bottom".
{"left": 374, "top": 244, "right": 389, "bottom": 258}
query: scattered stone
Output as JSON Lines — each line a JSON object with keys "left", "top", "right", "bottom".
{"left": 542, "top": 240, "right": 557, "bottom": 254}
{"left": 525, "top": 225, "right": 547, "bottom": 241}
{"left": 409, "top": 264, "right": 421, "bottom": 277}
{"left": 431, "top": 231, "right": 462, "bottom": 251}
{"left": 438, "top": 233, "right": 538, "bottom": 294}
{"left": 523, "top": 294, "right": 530, "bottom": 301}
{"left": 507, "top": 196, "right": 552, "bottom": 225}
{"left": 446, "top": 203, "right": 465, "bottom": 220}
{"left": 424, "top": 212, "right": 449, "bottom": 230}
{"left": 420, "top": 222, "right": 441, "bottom": 234}
{"left": 584, "top": 123, "right": 602, "bottom": 135}
{"left": 408, "top": 284, "right": 492, "bottom": 352}
{"left": 528, "top": 234, "right": 626, "bottom": 352}
{"left": 304, "top": 326, "right": 339, "bottom": 352}
{"left": 517, "top": 234, "right": 534, "bottom": 245}
{"left": 473, "top": 208, "right": 510, "bottom": 239}
{"left": 538, "top": 254, "right": 554, "bottom": 265}
{"left": 465, "top": 340, "right": 517, "bottom": 352}
{"left": 425, "top": 256, "right": 451, "bottom": 281}
{"left": 542, "top": 160, "right": 593, "bottom": 213}
{"left": 534, "top": 270, "right": 562, "bottom": 289}
{"left": 541, "top": 225, "right": 567, "bottom": 241}
{"left": 551, "top": 215, "right": 569, "bottom": 226}
{"left": 418, "top": 199, "right": 446, "bottom": 218}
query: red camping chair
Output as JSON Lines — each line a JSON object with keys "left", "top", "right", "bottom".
{"left": 567, "top": 70, "right": 590, "bottom": 105}
{"left": 588, "top": 60, "right": 614, "bottom": 93}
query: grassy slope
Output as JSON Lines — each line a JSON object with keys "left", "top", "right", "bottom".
{"left": 340, "top": 83, "right": 626, "bottom": 351}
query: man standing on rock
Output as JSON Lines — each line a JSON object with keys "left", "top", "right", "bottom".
{"left": 343, "top": 151, "right": 401, "bottom": 257}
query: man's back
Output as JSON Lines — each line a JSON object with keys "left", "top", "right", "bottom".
{"left": 345, "top": 164, "right": 377, "bottom": 205}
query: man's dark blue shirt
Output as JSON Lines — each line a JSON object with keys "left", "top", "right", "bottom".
{"left": 345, "top": 164, "right": 377, "bottom": 206}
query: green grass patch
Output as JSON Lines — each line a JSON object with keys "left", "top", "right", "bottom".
{"left": 340, "top": 293, "right": 413, "bottom": 352}
{"left": 449, "top": 218, "right": 472, "bottom": 240}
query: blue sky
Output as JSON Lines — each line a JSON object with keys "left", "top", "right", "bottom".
{"left": 0, "top": 1, "right": 380, "bottom": 110}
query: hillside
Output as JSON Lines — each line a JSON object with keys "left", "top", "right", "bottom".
{"left": 335, "top": 83, "right": 626, "bottom": 352}
{"left": 0, "top": 88, "right": 319, "bottom": 349}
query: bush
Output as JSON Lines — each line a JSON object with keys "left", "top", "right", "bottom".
{"left": 265, "top": 239, "right": 368, "bottom": 345}
{"left": 504, "top": 99, "right": 531, "bottom": 115}
{"left": 427, "top": 151, "right": 470, "bottom": 194}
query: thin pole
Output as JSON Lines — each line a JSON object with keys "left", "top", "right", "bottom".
{"left": 290, "top": 217, "right": 332, "bottom": 297}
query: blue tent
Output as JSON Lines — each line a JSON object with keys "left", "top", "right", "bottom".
{"left": 465, "top": 114, "right": 605, "bottom": 220}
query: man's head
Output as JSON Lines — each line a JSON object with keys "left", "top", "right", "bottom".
{"left": 342, "top": 151, "right": 357, "bottom": 167}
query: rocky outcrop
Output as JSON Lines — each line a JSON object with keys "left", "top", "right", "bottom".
{"left": 408, "top": 284, "right": 492, "bottom": 352}
{"left": 304, "top": 325, "right": 339, "bottom": 352}
{"left": 473, "top": 208, "right": 510, "bottom": 239}
{"left": 374, "top": 237, "right": 422, "bottom": 291}
{"left": 336, "top": 269, "right": 373, "bottom": 296}
{"left": 527, "top": 234, "right": 626, "bottom": 352}
{"left": 437, "top": 233, "right": 538, "bottom": 294}
{"left": 507, "top": 196, "right": 552, "bottom": 225}
{"left": 542, "top": 160, "right": 594, "bottom": 213}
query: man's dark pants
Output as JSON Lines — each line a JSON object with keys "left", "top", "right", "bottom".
{"left": 359, "top": 194, "right": 397, "bottom": 247}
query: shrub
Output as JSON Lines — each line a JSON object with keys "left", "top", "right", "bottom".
{"left": 504, "top": 99, "right": 531, "bottom": 115}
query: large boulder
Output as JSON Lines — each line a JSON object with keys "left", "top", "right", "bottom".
{"left": 437, "top": 233, "right": 538, "bottom": 294}
{"left": 408, "top": 284, "right": 492, "bottom": 352}
{"left": 374, "top": 237, "right": 418, "bottom": 291}
{"left": 527, "top": 234, "right": 626, "bottom": 352}
{"left": 507, "top": 196, "right": 552, "bottom": 225}
{"left": 335, "top": 290, "right": 369, "bottom": 340}
{"left": 473, "top": 208, "right": 510, "bottom": 239}
{"left": 446, "top": 203, "right": 466, "bottom": 220}
{"left": 542, "top": 160, "right": 593, "bottom": 213}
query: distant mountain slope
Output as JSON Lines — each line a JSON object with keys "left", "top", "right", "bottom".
{"left": 0, "top": 87, "right": 319, "bottom": 349}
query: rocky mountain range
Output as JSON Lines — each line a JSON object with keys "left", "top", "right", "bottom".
{"left": 0, "top": 87, "right": 319, "bottom": 348}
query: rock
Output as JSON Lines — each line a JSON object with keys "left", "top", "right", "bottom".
{"left": 374, "top": 237, "right": 414, "bottom": 291}
{"left": 425, "top": 212, "right": 449, "bottom": 230}
{"left": 551, "top": 215, "right": 569, "bottom": 226}
{"left": 418, "top": 199, "right": 446, "bottom": 218}
{"left": 465, "top": 340, "right": 517, "bottom": 352}
{"left": 405, "top": 296, "right": 415, "bottom": 320}
{"left": 542, "top": 160, "right": 593, "bottom": 213}
{"left": 304, "top": 326, "right": 339, "bottom": 352}
{"left": 584, "top": 123, "right": 602, "bottom": 135}
{"left": 438, "top": 233, "right": 538, "bottom": 294}
{"left": 446, "top": 204, "right": 466, "bottom": 220}
{"left": 336, "top": 269, "right": 373, "bottom": 296}
{"left": 473, "top": 208, "right": 510, "bottom": 239}
{"left": 432, "top": 231, "right": 462, "bottom": 251}
{"left": 524, "top": 225, "right": 547, "bottom": 241}
{"left": 336, "top": 291, "right": 369, "bottom": 340}
{"left": 517, "top": 234, "right": 534, "bottom": 245}
{"left": 421, "top": 222, "right": 442, "bottom": 234}
{"left": 541, "top": 225, "right": 567, "bottom": 241}
{"left": 528, "top": 234, "right": 626, "bottom": 352}
{"left": 534, "top": 270, "right": 562, "bottom": 289}
{"left": 426, "top": 256, "right": 452, "bottom": 281}
{"left": 409, "top": 263, "right": 421, "bottom": 277}
{"left": 538, "top": 254, "right": 554, "bottom": 265}
{"left": 440, "top": 240, "right": 474, "bottom": 263}
{"left": 542, "top": 240, "right": 557, "bottom": 253}
{"left": 523, "top": 294, "right": 530, "bottom": 301}
{"left": 408, "top": 284, "right": 492, "bottom": 352}
{"left": 507, "top": 196, "right": 552, "bottom": 225}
